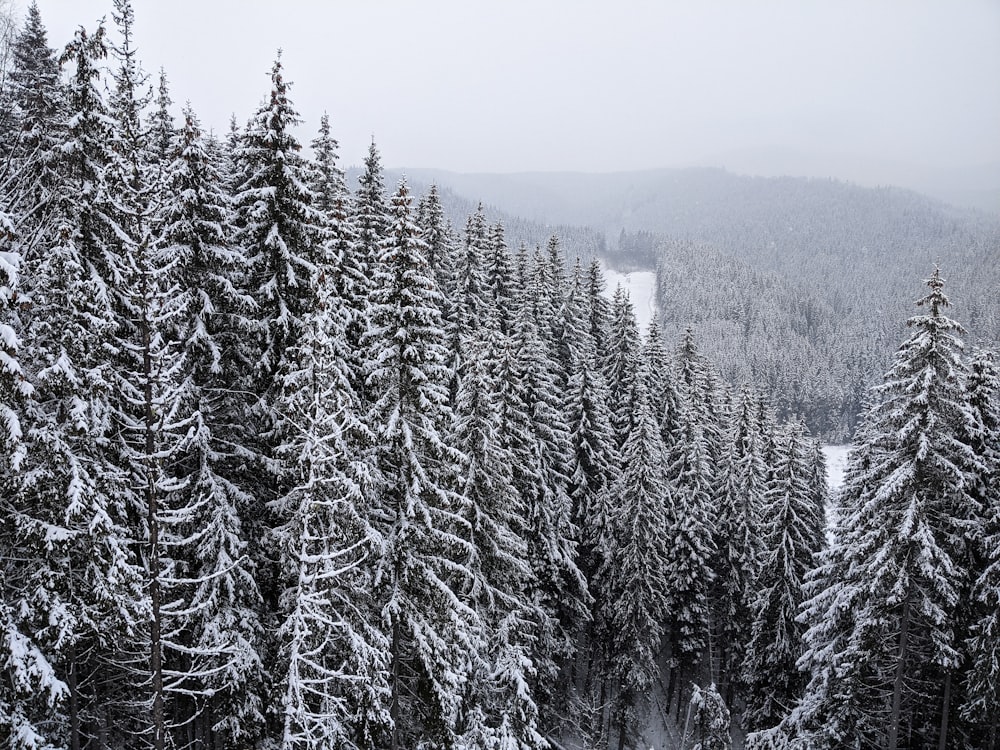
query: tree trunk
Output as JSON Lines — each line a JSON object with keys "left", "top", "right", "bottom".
{"left": 937, "top": 669, "right": 952, "bottom": 750}
{"left": 887, "top": 596, "right": 912, "bottom": 750}
{"left": 68, "top": 643, "right": 81, "bottom": 750}
{"left": 390, "top": 617, "right": 401, "bottom": 750}
{"left": 143, "top": 285, "right": 165, "bottom": 750}
{"left": 616, "top": 695, "right": 628, "bottom": 750}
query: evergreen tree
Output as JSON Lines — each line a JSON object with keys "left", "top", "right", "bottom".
{"left": 15, "top": 22, "right": 151, "bottom": 747}
{"left": 0, "top": 210, "right": 68, "bottom": 750}
{"left": 364, "top": 181, "right": 477, "bottom": 749}
{"left": 508, "top": 294, "right": 589, "bottom": 732}
{"left": 273, "top": 255, "right": 389, "bottom": 750}
{"left": 780, "top": 269, "right": 983, "bottom": 749}
{"left": 157, "top": 104, "right": 267, "bottom": 747}
{"left": 963, "top": 347, "right": 1000, "bottom": 742}
{"left": 451, "top": 317, "right": 545, "bottom": 750}
{"left": 743, "top": 421, "right": 825, "bottom": 731}
{"left": 230, "top": 52, "right": 325, "bottom": 631}
{"left": 596, "top": 373, "right": 671, "bottom": 748}
{"left": 484, "top": 222, "right": 515, "bottom": 335}
{"left": 606, "top": 285, "right": 641, "bottom": 447}
{"left": 416, "top": 183, "right": 456, "bottom": 301}
{"left": 309, "top": 112, "right": 367, "bottom": 396}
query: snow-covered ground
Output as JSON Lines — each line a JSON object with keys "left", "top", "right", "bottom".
{"left": 821, "top": 444, "right": 851, "bottom": 491}
{"left": 600, "top": 264, "right": 657, "bottom": 333}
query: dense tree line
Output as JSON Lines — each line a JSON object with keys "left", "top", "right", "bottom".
{"left": 0, "top": 4, "right": 997, "bottom": 750}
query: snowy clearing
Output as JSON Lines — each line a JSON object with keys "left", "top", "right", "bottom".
{"left": 821, "top": 444, "right": 851, "bottom": 491}
{"left": 600, "top": 263, "right": 657, "bottom": 333}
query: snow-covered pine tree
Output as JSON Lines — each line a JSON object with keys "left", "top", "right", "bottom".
{"left": 364, "top": 180, "right": 478, "bottom": 750}
{"left": 595, "top": 370, "right": 672, "bottom": 750}
{"left": 563, "top": 259, "right": 619, "bottom": 540}
{"left": 585, "top": 259, "right": 612, "bottom": 370}
{"left": 664, "top": 387, "right": 718, "bottom": 707}
{"left": 508, "top": 281, "right": 590, "bottom": 734}
{"left": 446, "top": 204, "right": 490, "bottom": 404}
{"left": 484, "top": 222, "right": 515, "bottom": 335}
{"left": 273, "top": 243, "right": 390, "bottom": 750}
{"left": 16, "top": 22, "right": 148, "bottom": 747}
{"left": 416, "top": 183, "right": 457, "bottom": 301}
{"left": 451, "top": 313, "right": 545, "bottom": 750}
{"left": 230, "top": 52, "right": 325, "bottom": 633}
{"left": 606, "top": 285, "right": 641, "bottom": 448}
{"left": 777, "top": 269, "right": 983, "bottom": 749}
{"left": 104, "top": 4, "right": 180, "bottom": 740}
{"left": 687, "top": 683, "right": 732, "bottom": 750}
{"left": 0, "top": 209, "right": 67, "bottom": 750}
{"left": 156, "top": 103, "right": 267, "bottom": 748}
{"left": 352, "top": 138, "right": 387, "bottom": 295}
{"left": 711, "top": 384, "right": 767, "bottom": 702}
{"left": 2, "top": 1, "right": 64, "bottom": 267}
{"left": 742, "top": 420, "right": 825, "bottom": 731}
{"left": 963, "top": 347, "right": 1000, "bottom": 745}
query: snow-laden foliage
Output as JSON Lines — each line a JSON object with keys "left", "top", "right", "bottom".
{"left": 2, "top": 7, "right": 997, "bottom": 747}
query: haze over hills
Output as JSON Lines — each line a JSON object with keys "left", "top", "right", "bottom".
{"left": 383, "top": 166, "right": 1000, "bottom": 440}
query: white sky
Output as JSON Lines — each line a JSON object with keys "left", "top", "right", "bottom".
{"left": 28, "top": 0, "right": 1000, "bottom": 175}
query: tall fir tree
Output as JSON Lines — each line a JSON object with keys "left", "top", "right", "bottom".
{"left": 778, "top": 270, "right": 984, "bottom": 749}
{"left": 742, "top": 420, "right": 825, "bottom": 731}
{"left": 157, "top": 104, "right": 267, "bottom": 748}
{"left": 364, "top": 181, "right": 478, "bottom": 750}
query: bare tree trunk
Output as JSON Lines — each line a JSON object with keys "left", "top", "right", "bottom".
{"left": 390, "top": 618, "right": 401, "bottom": 750}
{"left": 937, "top": 669, "right": 952, "bottom": 750}
{"left": 68, "top": 643, "right": 81, "bottom": 750}
{"left": 888, "top": 597, "right": 912, "bottom": 750}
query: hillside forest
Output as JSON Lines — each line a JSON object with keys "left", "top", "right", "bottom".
{"left": 1, "top": 3, "right": 998, "bottom": 750}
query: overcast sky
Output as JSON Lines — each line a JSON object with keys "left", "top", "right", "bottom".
{"left": 30, "top": 0, "right": 1000, "bottom": 178}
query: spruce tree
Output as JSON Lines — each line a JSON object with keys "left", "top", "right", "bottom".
{"left": 364, "top": 181, "right": 477, "bottom": 749}
{"left": 596, "top": 373, "right": 672, "bottom": 749}
{"left": 779, "top": 269, "right": 983, "bottom": 749}
{"left": 963, "top": 347, "right": 1000, "bottom": 744}
{"left": 273, "top": 251, "right": 389, "bottom": 749}
{"left": 157, "top": 104, "right": 267, "bottom": 747}
{"left": 742, "top": 420, "right": 825, "bottom": 731}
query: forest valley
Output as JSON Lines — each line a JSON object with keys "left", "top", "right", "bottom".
{"left": 0, "top": 3, "right": 998, "bottom": 750}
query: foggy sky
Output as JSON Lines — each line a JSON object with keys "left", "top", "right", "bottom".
{"left": 32, "top": 0, "right": 1000, "bottom": 182}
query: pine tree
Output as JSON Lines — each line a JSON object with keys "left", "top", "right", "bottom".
{"left": 710, "top": 385, "right": 766, "bottom": 701}
{"left": 963, "top": 347, "right": 1000, "bottom": 743}
{"left": 451, "top": 316, "right": 545, "bottom": 750}
{"left": 606, "top": 285, "right": 641, "bottom": 448}
{"left": 2, "top": 0, "right": 64, "bottom": 267}
{"left": 309, "top": 112, "right": 366, "bottom": 397}
{"left": 687, "top": 683, "right": 732, "bottom": 750}
{"left": 230, "top": 52, "right": 325, "bottom": 635}
{"left": 508, "top": 292, "right": 589, "bottom": 732}
{"left": 15, "top": 22, "right": 151, "bottom": 748}
{"left": 416, "top": 183, "right": 456, "bottom": 300}
{"left": 157, "top": 104, "right": 267, "bottom": 747}
{"left": 0, "top": 209, "right": 68, "bottom": 750}
{"left": 484, "top": 222, "right": 515, "bottom": 335}
{"left": 743, "top": 421, "right": 825, "bottom": 731}
{"left": 364, "top": 181, "right": 478, "bottom": 749}
{"left": 665, "top": 394, "right": 718, "bottom": 695}
{"left": 273, "top": 254, "right": 389, "bottom": 749}
{"left": 596, "top": 372, "right": 672, "bottom": 748}
{"left": 780, "top": 269, "right": 983, "bottom": 749}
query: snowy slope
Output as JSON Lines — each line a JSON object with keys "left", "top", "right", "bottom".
{"left": 600, "top": 264, "right": 657, "bottom": 333}
{"left": 821, "top": 444, "right": 851, "bottom": 491}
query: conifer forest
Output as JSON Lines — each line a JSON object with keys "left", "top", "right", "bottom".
{"left": 1, "top": 3, "right": 998, "bottom": 749}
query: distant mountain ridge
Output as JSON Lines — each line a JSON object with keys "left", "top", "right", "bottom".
{"left": 375, "top": 166, "right": 1000, "bottom": 440}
